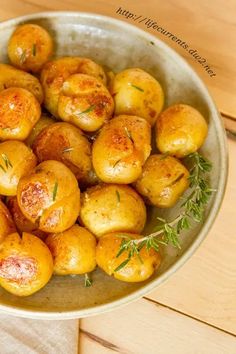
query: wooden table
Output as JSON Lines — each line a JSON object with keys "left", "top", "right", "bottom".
{"left": 1, "top": 1, "right": 236, "bottom": 353}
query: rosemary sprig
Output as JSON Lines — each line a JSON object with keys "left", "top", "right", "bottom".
{"left": 114, "top": 152, "right": 215, "bottom": 272}
{"left": 84, "top": 273, "right": 92, "bottom": 287}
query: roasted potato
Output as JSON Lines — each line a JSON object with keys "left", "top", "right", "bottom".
{"left": 80, "top": 184, "right": 146, "bottom": 237}
{"left": 96, "top": 233, "right": 161, "bottom": 282}
{"left": 156, "top": 104, "right": 208, "bottom": 157}
{"left": 40, "top": 57, "right": 107, "bottom": 117}
{"left": 0, "top": 87, "right": 41, "bottom": 141}
{"left": 32, "top": 122, "right": 92, "bottom": 183}
{"left": 7, "top": 196, "right": 46, "bottom": 240}
{"left": 58, "top": 74, "right": 114, "bottom": 132}
{"left": 0, "top": 141, "right": 37, "bottom": 196}
{"left": 0, "top": 63, "right": 43, "bottom": 103}
{"left": 8, "top": 24, "right": 53, "bottom": 73}
{"left": 92, "top": 115, "right": 151, "bottom": 183}
{"left": 26, "top": 113, "right": 55, "bottom": 147}
{"left": 0, "top": 232, "right": 53, "bottom": 296}
{"left": 135, "top": 154, "right": 189, "bottom": 208}
{"left": 17, "top": 160, "right": 80, "bottom": 233}
{"left": 110, "top": 68, "right": 164, "bottom": 126}
{"left": 45, "top": 225, "right": 97, "bottom": 275}
{"left": 0, "top": 200, "right": 16, "bottom": 243}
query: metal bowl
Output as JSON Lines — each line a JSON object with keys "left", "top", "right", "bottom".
{"left": 0, "top": 12, "right": 228, "bottom": 319}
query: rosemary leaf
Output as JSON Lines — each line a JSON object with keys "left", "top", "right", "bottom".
{"left": 78, "top": 105, "right": 96, "bottom": 115}
{"left": 32, "top": 43, "right": 37, "bottom": 56}
{"left": 124, "top": 127, "right": 134, "bottom": 143}
{"left": 116, "top": 190, "right": 121, "bottom": 203}
{"left": 130, "top": 84, "right": 144, "bottom": 92}
{"left": 52, "top": 181, "right": 58, "bottom": 201}
{"left": 84, "top": 273, "right": 92, "bottom": 287}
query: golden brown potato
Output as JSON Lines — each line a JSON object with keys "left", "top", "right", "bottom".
{"left": 32, "top": 122, "right": 92, "bottom": 184}
{"left": 58, "top": 74, "right": 114, "bottom": 132}
{"left": 80, "top": 184, "right": 146, "bottom": 237}
{"left": 156, "top": 104, "right": 208, "bottom": 158}
{"left": 40, "top": 57, "right": 107, "bottom": 117}
{"left": 7, "top": 197, "right": 46, "bottom": 240}
{"left": 0, "top": 141, "right": 37, "bottom": 196}
{"left": 96, "top": 233, "right": 161, "bottom": 282}
{"left": 0, "top": 87, "right": 41, "bottom": 141}
{"left": 135, "top": 154, "right": 189, "bottom": 208}
{"left": 45, "top": 225, "right": 97, "bottom": 275}
{"left": 110, "top": 68, "right": 164, "bottom": 126}
{"left": 8, "top": 24, "right": 53, "bottom": 73}
{"left": 0, "top": 232, "right": 53, "bottom": 296}
{"left": 26, "top": 113, "right": 55, "bottom": 147}
{"left": 17, "top": 160, "right": 80, "bottom": 233}
{"left": 0, "top": 63, "right": 43, "bottom": 103}
{"left": 0, "top": 200, "right": 16, "bottom": 243}
{"left": 92, "top": 115, "right": 151, "bottom": 184}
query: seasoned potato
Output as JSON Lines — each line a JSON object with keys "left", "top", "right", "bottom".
{"left": 96, "top": 233, "right": 161, "bottom": 282}
{"left": 58, "top": 74, "right": 114, "bottom": 132}
{"left": 0, "top": 87, "right": 41, "bottom": 141}
{"left": 80, "top": 184, "right": 146, "bottom": 237}
{"left": 156, "top": 104, "right": 208, "bottom": 157}
{"left": 135, "top": 154, "right": 189, "bottom": 208}
{"left": 92, "top": 115, "right": 151, "bottom": 184}
{"left": 0, "top": 141, "right": 37, "bottom": 196}
{"left": 17, "top": 160, "right": 80, "bottom": 233}
{"left": 0, "top": 232, "right": 53, "bottom": 296}
{"left": 8, "top": 24, "right": 53, "bottom": 73}
{"left": 40, "top": 57, "right": 107, "bottom": 117}
{"left": 7, "top": 197, "right": 46, "bottom": 240}
{"left": 32, "top": 122, "right": 92, "bottom": 183}
{"left": 45, "top": 225, "right": 97, "bottom": 275}
{"left": 0, "top": 200, "right": 16, "bottom": 243}
{"left": 26, "top": 113, "right": 55, "bottom": 147}
{"left": 110, "top": 68, "right": 164, "bottom": 126}
{"left": 0, "top": 63, "right": 43, "bottom": 103}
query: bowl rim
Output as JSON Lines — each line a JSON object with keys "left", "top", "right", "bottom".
{"left": 0, "top": 11, "right": 228, "bottom": 320}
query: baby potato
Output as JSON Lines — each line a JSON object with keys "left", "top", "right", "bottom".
{"left": 8, "top": 24, "right": 53, "bottom": 73}
{"left": 80, "top": 184, "right": 146, "bottom": 237}
{"left": 32, "top": 122, "right": 92, "bottom": 183}
{"left": 135, "top": 154, "right": 189, "bottom": 208}
{"left": 0, "top": 200, "right": 16, "bottom": 243}
{"left": 0, "top": 141, "right": 37, "bottom": 196}
{"left": 58, "top": 74, "right": 114, "bottom": 132}
{"left": 45, "top": 225, "right": 96, "bottom": 275}
{"left": 17, "top": 160, "right": 80, "bottom": 233}
{"left": 110, "top": 68, "right": 164, "bottom": 126}
{"left": 40, "top": 57, "right": 107, "bottom": 117}
{"left": 0, "top": 63, "right": 43, "bottom": 103}
{"left": 0, "top": 232, "right": 53, "bottom": 296}
{"left": 7, "top": 197, "right": 46, "bottom": 240}
{"left": 96, "top": 233, "right": 161, "bottom": 282}
{"left": 26, "top": 113, "right": 55, "bottom": 147}
{"left": 156, "top": 104, "right": 208, "bottom": 157}
{"left": 92, "top": 115, "right": 151, "bottom": 184}
{"left": 0, "top": 87, "right": 41, "bottom": 141}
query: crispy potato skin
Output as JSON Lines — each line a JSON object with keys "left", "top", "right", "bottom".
{"left": 8, "top": 24, "right": 53, "bottom": 73}
{"left": 0, "top": 63, "right": 43, "bottom": 103}
{"left": 58, "top": 74, "right": 114, "bottom": 132}
{"left": 40, "top": 57, "right": 107, "bottom": 117}
{"left": 110, "top": 68, "right": 164, "bottom": 126}
{"left": 0, "top": 200, "right": 16, "bottom": 243}
{"left": 135, "top": 154, "right": 189, "bottom": 208}
{"left": 32, "top": 122, "right": 92, "bottom": 183}
{"left": 17, "top": 160, "right": 80, "bottom": 233}
{"left": 96, "top": 233, "right": 161, "bottom": 282}
{"left": 0, "top": 87, "right": 41, "bottom": 141}
{"left": 80, "top": 184, "right": 146, "bottom": 237}
{"left": 45, "top": 225, "right": 97, "bottom": 275}
{"left": 0, "top": 232, "right": 53, "bottom": 296}
{"left": 92, "top": 115, "right": 151, "bottom": 183}
{"left": 156, "top": 104, "right": 208, "bottom": 157}
{"left": 0, "top": 141, "right": 37, "bottom": 196}
{"left": 26, "top": 114, "right": 55, "bottom": 147}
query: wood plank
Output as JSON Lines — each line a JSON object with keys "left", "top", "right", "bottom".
{"left": 80, "top": 298, "right": 236, "bottom": 354}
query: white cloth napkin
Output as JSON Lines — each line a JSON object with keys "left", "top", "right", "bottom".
{"left": 0, "top": 314, "right": 79, "bottom": 354}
